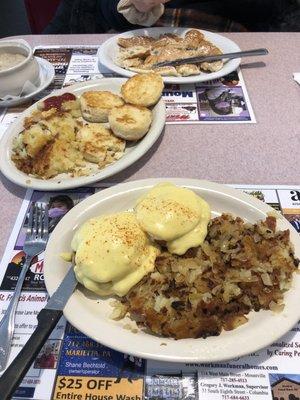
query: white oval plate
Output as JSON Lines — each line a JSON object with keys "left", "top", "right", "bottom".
{"left": 98, "top": 28, "right": 241, "bottom": 84}
{"left": 44, "top": 178, "right": 300, "bottom": 363}
{"left": 0, "top": 79, "right": 165, "bottom": 190}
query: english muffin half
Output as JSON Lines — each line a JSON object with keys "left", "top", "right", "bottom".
{"left": 80, "top": 91, "right": 124, "bottom": 123}
{"left": 121, "top": 73, "right": 164, "bottom": 107}
{"left": 108, "top": 104, "right": 152, "bottom": 141}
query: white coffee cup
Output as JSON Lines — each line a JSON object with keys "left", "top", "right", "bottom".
{"left": 0, "top": 39, "right": 40, "bottom": 98}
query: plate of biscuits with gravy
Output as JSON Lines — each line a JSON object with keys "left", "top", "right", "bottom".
{"left": 0, "top": 74, "right": 165, "bottom": 190}
{"left": 98, "top": 27, "right": 241, "bottom": 84}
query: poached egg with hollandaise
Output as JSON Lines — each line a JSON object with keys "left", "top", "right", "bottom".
{"left": 71, "top": 211, "right": 160, "bottom": 297}
{"left": 135, "top": 182, "right": 211, "bottom": 255}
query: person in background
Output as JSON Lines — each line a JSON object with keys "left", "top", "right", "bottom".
{"left": 36, "top": 345, "right": 56, "bottom": 369}
{"left": 290, "top": 215, "right": 300, "bottom": 232}
{"left": 44, "top": 0, "right": 300, "bottom": 34}
{"left": 48, "top": 195, "right": 74, "bottom": 232}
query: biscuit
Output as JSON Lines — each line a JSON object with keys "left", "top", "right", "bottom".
{"left": 108, "top": 104, "right": 152, "bottom": 141}
{"left": 80, "top": 91, "right": 124, "bottom": 123}
{"left": 77, "top": 123, "right": 125, "bottom": 164}
{"left": 121, "top": 73, "right": 164, "bottom": 107}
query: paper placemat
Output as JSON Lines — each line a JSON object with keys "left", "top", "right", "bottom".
{"left": 0, "top": 45, "right": 256, "bottom": 140}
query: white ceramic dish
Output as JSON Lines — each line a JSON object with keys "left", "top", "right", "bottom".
{"left": 44, "top": 178, "right": 300, "bottom": 363}
{"left": 0, "top": 79, "right": 165, "bottom": 191}
{"left": 0, "top": 39, "right": 40, "bottom": 97}
{"left": 0, "top": 57, "right": 55, "bottom": 108}
{"left": 98, "top": 27, "right": 241, "bottom": 84}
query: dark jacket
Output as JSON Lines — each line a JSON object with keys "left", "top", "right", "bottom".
{"left": 44, "top": 0, "right": 299, "bottom": 34}
{"left": 44, "top": 0, "right": 134, "bottom": 33}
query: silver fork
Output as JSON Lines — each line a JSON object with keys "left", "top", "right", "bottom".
{"left": 0, "top": 203, "right": 49, "bottom": 371}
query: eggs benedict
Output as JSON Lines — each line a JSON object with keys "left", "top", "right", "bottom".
{"left": 135, "top": 182, "right": 210, "bottom": 255}
{"left": 71, "top": 211, "right": 160, "bottom": 297}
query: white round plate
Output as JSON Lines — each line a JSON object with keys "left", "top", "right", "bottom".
{"left": 0, "top": 79, "right": 165, "bottom": 191}
{"left": 44, "top": 178, "right": 300, "bottom": 363}
{"left": 98, "top": 27, "right": 241, "bottom": 84}
{"left": 0, "top": 57, "right": 55, "bottom": 108}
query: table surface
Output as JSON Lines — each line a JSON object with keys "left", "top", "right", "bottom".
{"left": 0, "top": 32, "right": 300, "bottom": 259}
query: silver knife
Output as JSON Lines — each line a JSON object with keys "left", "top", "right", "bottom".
{"left": 0, "top": 265, "right": 78, "bottom": 400}
{"left": 153, "top": 48, "right": 268, "bottom": 68}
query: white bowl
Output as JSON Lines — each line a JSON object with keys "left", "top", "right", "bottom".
{"left": 0, "top": 39, "right": 40, "bottom": 97}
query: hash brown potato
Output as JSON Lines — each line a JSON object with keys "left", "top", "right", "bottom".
{"left": 22, "top": 124, "right": 53, "bottom": 158}
{"left": 77, "top": 124, "right": 126, "bottom": 165}
{"left": 80, "top": 91, "right": 124, "bottom": 123}
{"left": 15, "top": 95, "right": 84, "bottom": 179}
{"left": 109, "top": 104, "right": 152, "bottom": 141}
{"left": 31, "top": 138, "right": 84, "bottom": 179}
{"left": 121, "top": 73, "right": 164, "bottom": 107}
{"left": 120, "top": 214, "right": 299, "bottom": 339}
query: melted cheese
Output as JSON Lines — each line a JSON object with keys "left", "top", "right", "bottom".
{"left": 135, "top": 183, "right": 210, "bottom": 255}
{"left": 71, "top": 212, "right": 159, "bottom": 297}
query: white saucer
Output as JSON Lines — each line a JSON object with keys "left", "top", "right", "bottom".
{"left": 0, "top": 57, "right": 55, "bottom": 108}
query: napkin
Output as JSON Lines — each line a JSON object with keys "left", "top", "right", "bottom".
{"left": 0, "top": 79, "right": 40, "bottom": 102}
{"left": 293, "top": 73, "right": 300, "bottom": 85}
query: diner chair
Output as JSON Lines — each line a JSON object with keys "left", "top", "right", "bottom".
{"left": 24, "top": 0, "right": 61, "bottom": 34}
